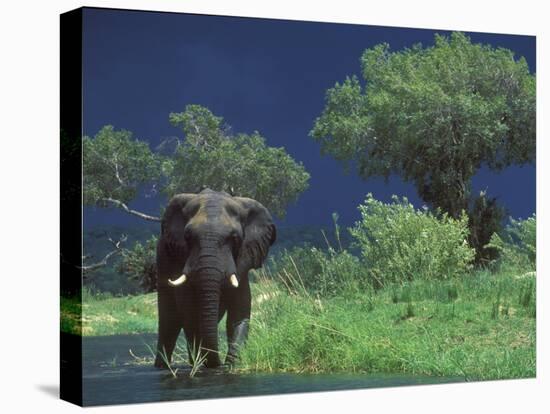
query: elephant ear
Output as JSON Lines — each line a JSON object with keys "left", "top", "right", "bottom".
{"left": 161, "top": 193, "right": 197, "bottom": 254}
{"left": 235, "top": 197, "right": 277, "bottom": 270}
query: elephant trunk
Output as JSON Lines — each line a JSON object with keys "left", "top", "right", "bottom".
{"left": 196, "top": 271, "right": 222, "bottom": 368}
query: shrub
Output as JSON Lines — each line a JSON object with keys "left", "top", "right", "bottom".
{"left": 118, "top": 236, "right": 158, "bottom": 292}
{"left": 270, "top": 246, "right": 366, "bottom": 297}
{"left": 486, "top": 215, "right": 536, "bottom": 270}
{"left": 350, "top": 194, "right": 475, "bottom": 287}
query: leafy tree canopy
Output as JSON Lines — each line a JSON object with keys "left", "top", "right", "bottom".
{"left": 83, "top": 125, "right": 163, "bottom": 215}
{"left": 83, "top": 106, "right": 309, "bottom": 221}
{"left": 165, "top": 104, "right": 310, "bottom": 218}
{"left": 311, "top": 32, "right": 535, "bottom": 219}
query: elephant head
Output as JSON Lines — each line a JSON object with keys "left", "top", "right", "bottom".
{"left": 156, "top": 188, "right": 276, "bottom": 367}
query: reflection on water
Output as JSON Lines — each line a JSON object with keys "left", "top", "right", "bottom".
{"left": 82, "top": 334, "right": 464, "bottom": 406}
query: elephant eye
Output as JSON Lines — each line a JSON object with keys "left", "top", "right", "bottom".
{"left": 229, "top": 232, "right": 242, "bottom": 258}
{"left": 230, "top": 231, "right": 242, "bottom": 246}
{"left": 183, "top": 227, "right": 193, "bottom": 242}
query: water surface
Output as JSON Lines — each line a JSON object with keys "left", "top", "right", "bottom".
{"left": 82, "top": 334, "right": 464, "bottom": 406}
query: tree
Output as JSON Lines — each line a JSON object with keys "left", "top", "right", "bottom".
{"left": 82, "top": 105, "right": 310, "bottom": 291}
{"left": 165, "top": 105, "right": 310, "bottom": 218}
{"left": 311, "top": 32, "right": 535, "bottom": 261}
{"left": 83, "top": 125, "right": 164, "bottom": 221}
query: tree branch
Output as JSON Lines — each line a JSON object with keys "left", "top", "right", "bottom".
{"left": 112, "top": 153, "right": 126, "bottom": 187}
{"left": 81, "top": 234, "right": 128, "bottom": 276}
{"left": 101, "top": 197, "right": 161, "bottom": 222}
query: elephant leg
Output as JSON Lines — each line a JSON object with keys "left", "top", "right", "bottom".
{"left": 225, "top": 319, "right": 249, "bottom": 365}
{"left": 225, "top": 282, "right": 251, "bottom": 365}
{"left": 154, "top": 287, "right": 181, "bottom": 369}
{"left": 177, "top": 293, "right": 199, "bottom": 366}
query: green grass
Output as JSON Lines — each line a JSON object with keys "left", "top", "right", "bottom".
{"left": 61, "top": 288, "right": 158, "bottom": 336}
{"left": 240, "top": 268, "right": 535, "bottom": 380}
{"left": 61, "top": 266, "right": 535, "bottom": 381}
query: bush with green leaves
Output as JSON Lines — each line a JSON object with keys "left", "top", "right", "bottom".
{"left": 118, "top": 236, "right": 158, "bottom": 292}
{"left": 269, "top": 246, "right": 366, "bottom": 297}
{"left": 350, "top": 194, "right": 475, "bottom": 287}
{"left": 486, "top": 215, "right": 536, "bottom": 270}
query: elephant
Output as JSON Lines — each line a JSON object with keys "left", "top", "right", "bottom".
{"left": 154, "top": 188, "right": 276, "bottom": 369}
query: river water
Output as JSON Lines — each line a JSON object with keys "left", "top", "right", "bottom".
{"left": 82, "top": 334, "right": 464, "bottom": 406}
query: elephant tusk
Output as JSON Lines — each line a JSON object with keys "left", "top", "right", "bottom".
{"left": 229, "top": 274, "right": 239, "bottom": 288}
{"left": 168, "top": 274, "right": 187, "bottom": 287}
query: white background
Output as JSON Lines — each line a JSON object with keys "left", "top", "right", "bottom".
{"left": 0, "top": 0, "right": 547, "bottom": 412}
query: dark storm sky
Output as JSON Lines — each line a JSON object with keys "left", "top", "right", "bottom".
{"left": 82, "top": 7, "right": 536, "bottom": 229}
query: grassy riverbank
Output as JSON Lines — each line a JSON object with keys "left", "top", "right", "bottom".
{"left": 61, "top": 289, "right": 158, "bottom": 336}
{"left": 61, "top": 266, "right": 535, "bottom": 381}
{"left": 241, "top": 267, "right": 535, "bottom": 381}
